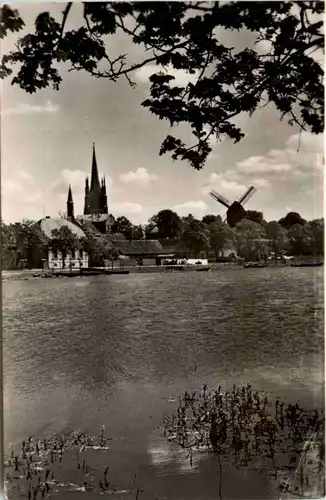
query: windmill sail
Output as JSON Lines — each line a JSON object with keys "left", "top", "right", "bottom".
{"left": 209, "top": 190, "right": 231, "bottom": 208}
{"left": 238, "top": 186, "right": 257, "bottom": 205}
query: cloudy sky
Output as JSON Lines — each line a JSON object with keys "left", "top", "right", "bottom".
{"left": 1, "top": 3, "right": 324, "bottom": 225}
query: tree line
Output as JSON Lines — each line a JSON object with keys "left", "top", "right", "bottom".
{"left": 1, "top": 209, "right": 324, "bottom": 269}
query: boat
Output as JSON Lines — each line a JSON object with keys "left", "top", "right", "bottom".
{"left": 165, "top": 264, "right": 211, "bottom": 272}
{"left": 164, "top": 258, "right": 210, "bottom": 272}
{"left": 289, "top": 256, "right": 324, "bottom": 267}
{"left": 290, "top": 262, "right": 323, "bottom": 267}
{"left": 243, "top": 262, "right": 269, "bottom": 268}
{"left": 104, "top": 270, "right": 130, "bottom": 275}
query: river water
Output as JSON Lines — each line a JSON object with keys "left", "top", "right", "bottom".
{"left": 3, "top": 268, "right": 324, "bottom": 499}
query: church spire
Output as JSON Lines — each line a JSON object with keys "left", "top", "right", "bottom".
{"left": 101, "top": 175, "right": 108, "bottom": 214}
{"left": 90, "top": 142, "right": 100, "bottom": 191}
{"left": 67, "top": 184, "right": 74, "bottom": 219}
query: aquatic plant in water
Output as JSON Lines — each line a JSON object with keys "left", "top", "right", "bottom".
{"left": 4, "top": 428, "right": 141, "bottom": 499}
{"left": 163, "top": 383, "right": 325, "bottom": 499}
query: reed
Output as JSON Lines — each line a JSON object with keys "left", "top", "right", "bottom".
{"left": 163, "top": 383, "right": 324, "bottom": 499}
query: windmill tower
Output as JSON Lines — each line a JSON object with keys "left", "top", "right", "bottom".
{"left": 209, "top": 186, "right": 257, "bottom": 227}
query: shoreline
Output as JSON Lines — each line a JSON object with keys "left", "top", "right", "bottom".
{"left": 3, "top": 262, "right": 322, "bottom": 282}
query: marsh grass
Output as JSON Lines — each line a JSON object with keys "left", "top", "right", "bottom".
{"left": 4, "top": 384, "right": 324, "bottom": 499}
{"left": 4, "top": 428, "right": 141, "bottom": 499}
{"left": 163, "top": 384, "right": 325, "bottom": 499}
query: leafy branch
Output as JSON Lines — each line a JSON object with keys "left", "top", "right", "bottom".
{"left": 0, "top": 1, "right": 323, "bottom": 169}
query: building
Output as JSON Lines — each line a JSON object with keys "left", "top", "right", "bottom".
{"left": 76, "top": 144, "right": 115, "bottom": 234}
{"left": 37, "top": 144, "right": 173, "bottom": 269}
{"left": 108, "top": 238, "right": 169, "bottom": 266}
{"left": 38, "top": 216, "right": 88, "bottom": 270}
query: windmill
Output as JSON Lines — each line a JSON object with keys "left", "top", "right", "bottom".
{"left": 209, "top": 186, "right": 257, "bottom": 227}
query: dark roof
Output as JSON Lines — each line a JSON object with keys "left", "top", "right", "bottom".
{"left": 78, "top": 220, "right": 101, "bottom": 235}
{"left": 113, "top": 239, "right": 165, "bottom": 256}
{"left": 77, "top": 214, "right": 114, "bottom": 223}
{"left": 107, "top": 233, "right": 127, "bottom": 241}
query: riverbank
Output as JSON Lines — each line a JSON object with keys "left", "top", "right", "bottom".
{"left": 2, "top": 261, "right": 298, "bottom": 281}
{"left": 2, "top": 263, "right": 233, "bottom": 281}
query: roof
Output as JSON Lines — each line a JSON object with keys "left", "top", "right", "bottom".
{"left": 78, "top": 219, "right": 101, "bottom": 235}
{"left": 38, "top": 217, "right": 86, "bottom": 239}
{"left": 107, "top": 233, "right": 126, "bottom": 241}
{"left": 112, "top": 239, "right": 165, "bottom": 255}
{"left": 77, "top": 214, "right": 114, "bottom": 223}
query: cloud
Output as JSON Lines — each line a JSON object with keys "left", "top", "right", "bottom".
{"left": 203, "top": 173, "right": 248, "bottom": 198}
{"left": 52, "top": 169, "right": 113, "bottom": 195}
{"left": 119, "top": 167, "right": 158, "bottom": 186}
{"left": 135, "top": 63, "right": 198, "bottom": 87}
{"left": 18, "top": 171, "right": 32, "bottom": 180}
{"left": 2, "top": 100, "right": 60, "bottom": 116}
{"left": 202, "top": 131, "right": 323, "bottom": 220}
{"left": 173, "top": 200, "right": 208, "bottom": 217}
{"left": 251, "top": 178, "right": 271, "bottom": 189}
{"left": 111, "top": 202, "right": 143, "bottom": 215}
{"left": 237, "top": 157, "right": 293, "bottom": 174}
{"left": 236, "top": 132, "right": 323, "bottom": 178}
{"left": 2, "top": 179, "right": 43, "bottom": 209}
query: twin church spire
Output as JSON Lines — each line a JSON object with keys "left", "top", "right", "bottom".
{"left": 67, "top": 143, "right": 108, "bottom": 218}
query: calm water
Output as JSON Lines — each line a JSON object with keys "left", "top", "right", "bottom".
{"left": 3, "top": 268, "right": 324, "bottom": 499}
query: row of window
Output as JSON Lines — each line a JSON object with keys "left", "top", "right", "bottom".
{"left": 51, "top": 250, "right": 84, "bottom": 259}
{"left": 50, "top": 262, "right": 85, "bottom": 268}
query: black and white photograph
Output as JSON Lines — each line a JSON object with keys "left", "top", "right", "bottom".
{"left": 1, "top": 2, "right": 324, "bottom": 499}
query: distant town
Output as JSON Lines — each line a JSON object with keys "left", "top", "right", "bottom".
{"left": 2, "top": 146, "right": 324, "bottom": 274}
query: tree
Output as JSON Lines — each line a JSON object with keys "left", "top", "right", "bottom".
{"left": 149, "top": 209, "right": 182, "bottom": 240}
{"left": 132, "top": 224, "right": 144, "bottom": 240}
{"left": 80, "top": 233, "right": 104, "bottom": 266}
{"left": 235, "top": 219, "right": 268, "bottom": 261}
{"left": 1, "top": 221, "right": 20, "bottom": 268}
{"left": 286, "top": 223, "right": 311, "bottom": 255}
{"left": 1, "top": 2, "right": 323, "bottom": 170}
{"left": 181, "top": 218, "right": 210, "bottom": 257}
{"left": 279, "top": 211, "right": 306, "bottom": 229}
{"left": 306, "top": 218, "right": 324, "bottom": 255}
{"left": 14, "top": 220, "right": 48, "bottom": 269}
{"left": 207, "top": 220, "right": 232, "bottom": 260}
{"left": 50, "top": 225, "right": 80, "bottom": 269}
{"left": 112, "top": 216, "right": 133, "bottom": 240}
{"left": 245, "top": 210, "right": 265, "bottom": 226}
{"left": 202, "top": 214, "right": 222, "bottom": 225}
{"left": 265, "top": 221, "right": 286, "bottom": 261}
{"left": 106, "top": 246, "right": 120, "bottom": 270}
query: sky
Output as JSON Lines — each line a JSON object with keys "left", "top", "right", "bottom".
{"left": 1, "top": 3, "right": 324, "bottom": 225}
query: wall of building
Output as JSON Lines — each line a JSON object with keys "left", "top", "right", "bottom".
{"left": 48, "top": 250, "right": 88, "bottom": 270}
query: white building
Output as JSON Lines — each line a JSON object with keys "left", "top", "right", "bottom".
{"left": 38, "top": 217, "right": 89, "bottom": 270}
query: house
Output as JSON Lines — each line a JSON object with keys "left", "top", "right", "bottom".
{"left": 109, "top": 238, "right": 172, "bottom": 266}
{"left": 38, "top": 217, "right": 88, "bottom": 270}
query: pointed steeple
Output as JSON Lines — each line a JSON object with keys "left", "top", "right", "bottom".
{"left": 84, "top": 143, "right": 107, "bottom": 215}
{"left": 84, "top": 177, "right": 90, "bottom": 215}
{"left": 67, "top": 184, "right": 74, "bottom": 219}
{"left": 101, "top": 175, "right": 108, "bottom": 214}
{"left": 90, "top": 143, "right": 100, "bottom": 191}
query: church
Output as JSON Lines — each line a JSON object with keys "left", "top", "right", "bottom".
{"left": 38, "top": 144, "right": 169, "bottom": 270}
{"left": 74, "top": 143, "right": 115, "bottom": 235}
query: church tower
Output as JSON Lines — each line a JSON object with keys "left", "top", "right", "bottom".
{"left": 101, "top": 176, "right": 108, "bottom": 214}
{"left": 84, "top": 143, "right": 105, "bottom": 215}
{"left": 67, "top": 184, "right": 74, "bottom": 219}
{"left": 84, "top": 177, "right": 90, "bottom": 214}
